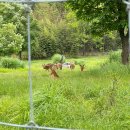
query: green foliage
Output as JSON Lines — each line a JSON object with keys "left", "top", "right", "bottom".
{"left": 34, "top": 88, "right": 71, "bottom": 127}
{"left": 74, "top": 59, "right": 85, "bottom": 66}
{"left": 29, "top": 18, "right": 41, "bottom": 59}
{"left": 68, "top": 0, "right": 127, "bottom": 34}
{"left": 0, "top": 2, "right": 122, "bottom": 60}
{"left": 1, "top": 57, "right": 24, "bottom": 69}
{"left": 102, "top": 33, "right": 121, "bottom": 52}
{"left": 0, "top": 3, "right": 26, "bottom": 48}
{"left": 39, "top": 34, "right": 57, "bottom": 58}
{"left": 70, "top": 44, "right": 79, "bottom": 57}
{"left": 0, "top": 3, "right": 40, "bottom": 58}
{"left": 101, "top": 62, "right": 129, "bottom": 77}
{"left": 51, "top": 54, "right": 65, "bottom": 63}
{"left": 68, "top": 0, "right": 128, "bottom": 64}
{"left": 108, "top": 51, "right": 121, "bottom": 63}
{"left": 0, "top": 3, "right": 25, "bottom": 24}
{"left": 33, "top": 4, "right": 98, "bottom": 58}
{"left": 0, "top": 23, "right": 24, "bottom": 56}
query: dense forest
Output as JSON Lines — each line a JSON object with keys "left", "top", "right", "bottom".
{"left": 0, "top": 3, "right": 121, "bottom": 60}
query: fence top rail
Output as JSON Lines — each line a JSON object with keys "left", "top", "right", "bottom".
{"left": 0, "top": 121, "right": 76, "bottom": 130}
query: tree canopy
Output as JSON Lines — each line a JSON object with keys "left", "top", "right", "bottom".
{"left": 68, "top": 0, "right": 128, "bottom": 64}
{"left": 0, "top": 2, "right": 122, "bottom": 59}
{"left": 68, "top": 0, "right": 127, "bottom": 34}
{"left": 0, "top": 23, "right": 24, "bottom": 55}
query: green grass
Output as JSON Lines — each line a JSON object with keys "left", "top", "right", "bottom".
{"left": 0, "top": 55, "right": 130, "bottom": 130}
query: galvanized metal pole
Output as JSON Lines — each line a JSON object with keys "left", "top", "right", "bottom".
{"left": 123, "top": 0, "right": 130, "bottom": 53}
{"left": 128, "top": 0, "right": 130, "bottom": 53}
{"left": 26, "top": 5, "right": 35, "bottom": 124}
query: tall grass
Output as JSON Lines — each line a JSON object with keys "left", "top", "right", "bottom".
{"left": 0, "top": 55, "right": 130, "bottom": 129}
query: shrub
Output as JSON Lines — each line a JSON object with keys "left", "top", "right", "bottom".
{"left": 108, "top": 51, "right": 121, "bottom": 63}
{"left": 52, "top": 54, "right": 65, "bottom": 63}
{"left": 74, "top": 59, "right": 86, "bottom": 66}
{"left": 1, "top": 57, "right": 25, "bottom": 69}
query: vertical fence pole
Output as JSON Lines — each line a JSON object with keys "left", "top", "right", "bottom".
{"left": 128, "top": 0, "right": 130, "bottom": 53}
{"left": 26, "top": 5, "right": 34, "bottom": 124}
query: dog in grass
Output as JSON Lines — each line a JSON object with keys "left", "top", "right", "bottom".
{"left": 42, "top": 63, "right": 59, "bottom": 78}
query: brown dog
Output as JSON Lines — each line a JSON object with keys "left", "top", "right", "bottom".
{"left": 42, "top": 63, "right": 53, "bottom": 71}
{"left": 42, "top": 63, "right": 59, "bottom": 78}
{"left": 50, "top": 66, "right": 59, "bottom": 78}
{"left": 56, "top": 63, "right": 62, "bottom": 70}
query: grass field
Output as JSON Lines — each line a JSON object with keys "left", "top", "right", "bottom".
{"left": 0, "top": 55, "right": 130, "bottom": 130}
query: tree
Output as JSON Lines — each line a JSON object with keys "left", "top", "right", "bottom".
{"left": 0, "top": 3, "right": 40, "bottom": 59}
{"left": 0, "top": 23, "right": 24, "bottom": 55}
{"left": 68, "top": 0, "right": 128, "bottom": 64}
{"left": 102, "top": 32, "right": 121, "bottom": 52}
{"left": 0, "top": 3, "right": 26, "bottom": 57}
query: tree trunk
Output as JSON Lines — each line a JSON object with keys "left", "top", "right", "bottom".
{"left": 119, "top": 29, "right": 129, "bottom": 65}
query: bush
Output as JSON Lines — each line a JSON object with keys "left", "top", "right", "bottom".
{"left": 1, "top": 57, "right": 25, "bottom": 69}
{"left": 108, "top": 51, "right": 121, "bottom": 63}
{"left": 74, "top": 59, "right": 86, "bottom": 66}
{"left": 52, "top": 54, "right": 65, "bottom": 63}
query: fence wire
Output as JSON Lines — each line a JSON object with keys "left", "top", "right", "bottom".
{"left": 0, "top": 122, "right": 72, "bottom": 130}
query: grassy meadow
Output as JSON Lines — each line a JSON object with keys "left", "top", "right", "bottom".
{"left": 0, "top": 55, "right": 130, "bottom": 130}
